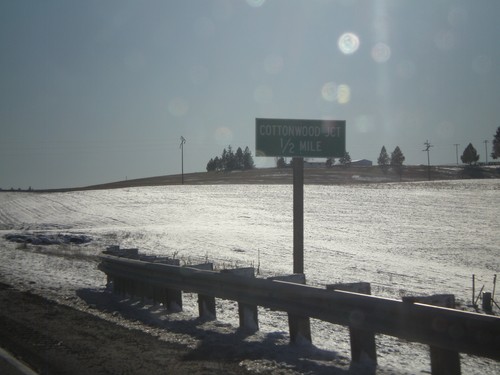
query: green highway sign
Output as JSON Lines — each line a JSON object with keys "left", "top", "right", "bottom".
{"left": 255, "top": 118, "right": 346, "bottom": 158}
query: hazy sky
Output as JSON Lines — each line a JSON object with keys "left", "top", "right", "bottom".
{"left": 1, "top": 0, "right": 499, "bottom": 189}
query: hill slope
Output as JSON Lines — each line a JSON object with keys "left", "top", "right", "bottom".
{"left": 73, "top": 165, "right": 499, "bottom": 191}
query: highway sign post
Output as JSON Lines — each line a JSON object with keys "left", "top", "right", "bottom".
{"left": 255, "top": 118, "right": 346, "bottom": 274}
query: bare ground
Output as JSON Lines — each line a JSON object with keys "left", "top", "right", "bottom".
{"left": 0, "top": 282, "right": 253, "bottom": 375}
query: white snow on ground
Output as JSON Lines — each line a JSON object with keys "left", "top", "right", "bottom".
{"left": 0, "top": 179, "right": 499, "bottom": 374}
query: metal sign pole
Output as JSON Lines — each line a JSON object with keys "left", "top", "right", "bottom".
{"left": 293, "top": 157, "right": 304, "bottom": 274}
{"left": 255, "top": 118, "right": 346, "bottom": 276}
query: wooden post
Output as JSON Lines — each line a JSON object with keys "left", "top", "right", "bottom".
{"left": 269, "top": 274, "right": 311, "bottom": 345}
{"left": 222, "top": 268, "right": 258, "bottom": 332}
{"left": 472, "top": 274, "right": 476, "bottom": 308}
{"left": 326, "top": 282, "right": 377, "bottom": 364}
{"left": 402, "top": 294, "right": 460, "bottom": 375}
{"left": 190, "top": 263, "right": 216, "bottom": 320}
{"left": 293, "top": 157, "right": 304, "bottom": 274}
{"left": 482, "top": 292, "right": 492, "bottom": 313}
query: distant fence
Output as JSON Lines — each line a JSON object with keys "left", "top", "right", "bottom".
{"left": 98, "top": 248, "right": 500, "bottom": 375}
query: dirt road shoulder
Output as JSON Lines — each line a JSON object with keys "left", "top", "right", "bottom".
{"left": 0, "top": 282, "right": 250, "bottom": 375}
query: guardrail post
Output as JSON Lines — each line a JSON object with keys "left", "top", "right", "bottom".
{"left": 190, "top": 263, "right": 217, "bottom": 320}
{"left": 161, "top": 259, "right": 182, "bottom": 312}
{"left": 223, "top": 268, "right": 258, "bottom": 332}
{"left": 269, "top": 274, "right": 312, "bottom": 345}
{"left": 326, "top": 282, "right": 377, "bottom": 365}
{"left": 157, "top": 287, "right": 181, "bottom": 312}
{"left": 402, "top": 294, "right": 460, "bottom": 375}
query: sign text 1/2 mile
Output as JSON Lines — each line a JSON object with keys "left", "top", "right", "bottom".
{"left": 255, "top": 118, "right": 346, "bottom": 158}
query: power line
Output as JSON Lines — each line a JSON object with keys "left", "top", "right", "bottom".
{"left": 422, "top": 140, "right": 433, "bottom": 181}
{"left": 454, "top": 144, "right": 460, "bottom": 165}
{"left": 180, "top": 136, "right": 186, "bottom": 185}
{"left": 483, "top": 140, "right": 488, "bottom": 164}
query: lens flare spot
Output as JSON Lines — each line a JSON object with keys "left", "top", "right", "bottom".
{"left": 246, "top": 0, "right": 266, "bottom": 7}
{"left": 254, "top": 84, "right": 273, "bottom": 104}
{"left": 371, "top": 43, "right": 391, "bottom": 63}
{"left": 168, "top": 97, "right": 189, "bottom": 117}
{"left": 264, "top": 53, "right": 284, "bottom": 74}
{"left": 214, "top": 127, "right": 233, "bottom": 145}
{"left": 321, "top": 82, "right": 337, "bottom": 102}
{"left": 337, "top": 84, "right": 351, "bottom": 104}
{"left": 338, "top": 32, "right": 360, "bottom": 55}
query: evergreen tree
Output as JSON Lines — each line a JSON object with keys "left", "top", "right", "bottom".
{"left": 377, "top": 146, "right": 390, "bottom": 173}
{"left": 326, "top": 158, "right": 335, "bottom": 168}
{"left": 276, "top": 157, "right": 286, "bottom": 168}
{"left": 226, "top": 145, "right": 236, "bottom": 171}
{"left": 492, "top": 126, "right": 500, "bottom": 160}
{"left": 339, "top": 151, "right": 351, "bottom": 167}
{"left": 221, "top": 148, "right": 228, "bottom": 170}
{"left": 235, "top": 147, "right": 244, "bottom": 170}
{"left": 461, "top": 143, "right": 480, "bottom": 165}
{"left": 214, "top": 156, "right": 222, "bottom": 171}
{"left": 243, "top": 146, "right": 254, "bottom": 169}
{"left": 206, "top": 145, "right": 254, "bottom": 172}
{"left": 390, "top": 146, "right": 405, "bottom": 167}
{"left": 390, "top": 146, "right": 405, "bottom": 179}
{"left": 206, "top": 158, "right": 216, "bottom": 172}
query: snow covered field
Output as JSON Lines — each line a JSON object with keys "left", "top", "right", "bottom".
{"left": 0, "top": 179, "right": 499, "bottom": 374}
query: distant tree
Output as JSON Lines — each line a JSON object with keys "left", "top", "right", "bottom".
{"left": 206, "top": 146, "right": 254, "bottom": 172}
{"left": 206, "top": 158, "right": 216, "bottom": 172}
{"left": 390, "top": 146, "right": 405, "bottom": 167}
{"left": 225, "top": 145, "right": 236, "bottom": 171}
{"left": 492, "top": 126, "right": 500, "bottom": 160}
{"left": 461, "top": 143, "right": 480, "bottom": 165}
{"left": 326, "top": 158, "right": 335, "bottom": 168}
{"left": 339, "top": 151, "right": 351, "bottom": 167}
{"left": 243, "top": 146, "right": 255, "bottom": 169}
{"left": 276, "top": 157, "right": 286, "bottom": 168}
{"left": 235, "top": 147, "right": 244, "bottom": 169}
{"left": 390, "top": 146, "right": 405, "bottom": 179}
{"left": 377, "top": 146, "right": 390, "bottom": 173}
{"left": 221, "top": 148, "right": 228, "bottom": 170}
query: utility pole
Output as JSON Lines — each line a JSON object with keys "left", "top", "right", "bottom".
{"left": 484, "top": 140, "right": 488, "bottom": 165}
{"left": 423, "top": 140, "right": 433, "bottom": 181}
{"left": 453, "top": 144, "right": 460, "bottom": 165}
{"left": 180, "top": 136, "right": 186, "bottom": 184}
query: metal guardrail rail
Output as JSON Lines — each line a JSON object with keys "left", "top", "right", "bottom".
{"left": 98, "top": 251, "right": 500, "bottom": 374}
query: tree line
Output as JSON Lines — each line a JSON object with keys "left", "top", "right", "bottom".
{"left": 208, "top": 126, "right": 500, "bottom": 173}
{"left": 206, "top": 146, "right": 255, "bottom": 172}
{"left": 274, "top": 124, "right": 500, "bottom": 170}
{"left": 454, "top": 126, "right": 500, "bottom": 165}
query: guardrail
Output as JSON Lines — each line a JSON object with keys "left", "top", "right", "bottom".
{"left": 98, "top": 249, "right": 500, "bottom": 375}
